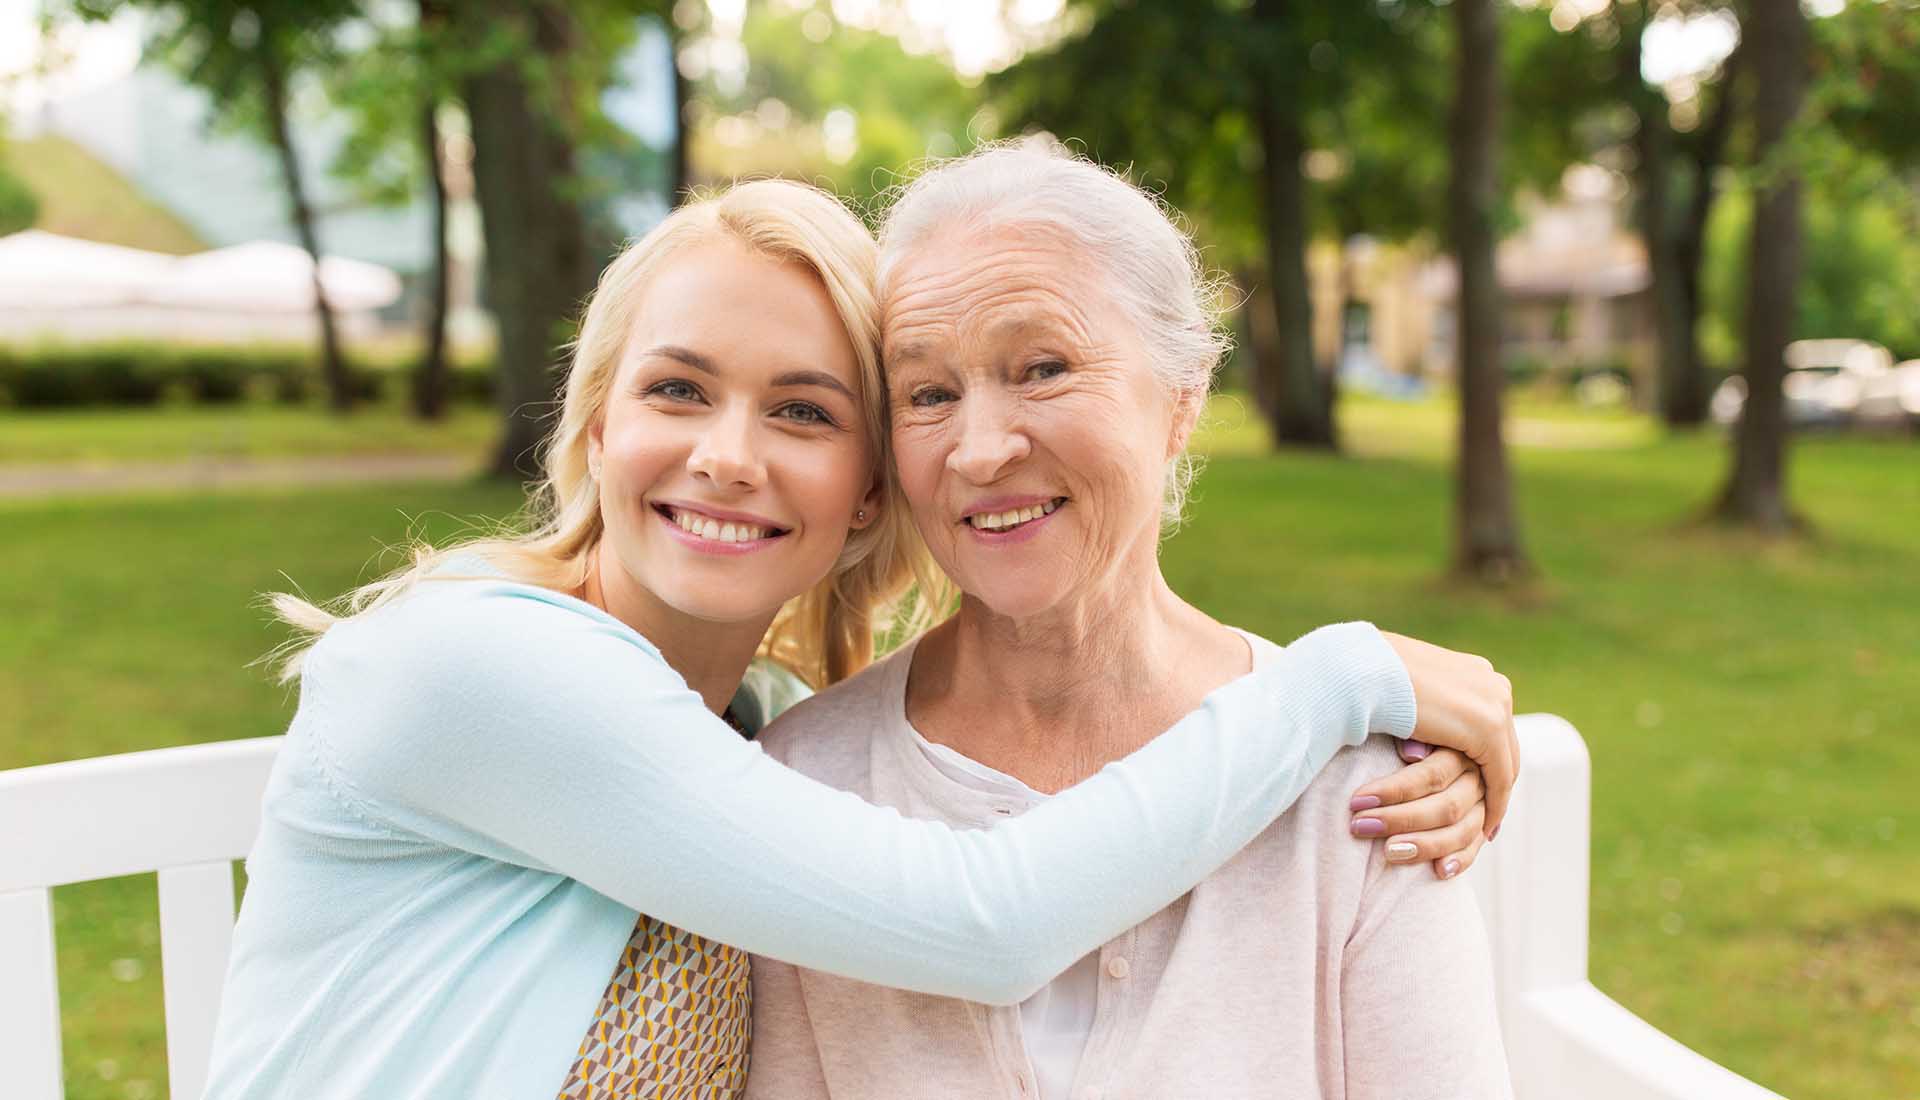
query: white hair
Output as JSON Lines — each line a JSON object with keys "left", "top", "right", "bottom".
{"left": 875, "top": 139, "right": 1230, "bottom": 530}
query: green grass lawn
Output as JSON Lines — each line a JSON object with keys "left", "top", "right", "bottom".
{"left": 0, "top": 402, "right": 499, "bottom": 466}
{"left": 3, "top": 397, "right": 1915, "bottom": 1099}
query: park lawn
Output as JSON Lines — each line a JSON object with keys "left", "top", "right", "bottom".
{"left": 0, "top": 402, "right": 498, "bottom": 466}
{"left": 2, "top": 398, "right": 1915, "bottom": 1099}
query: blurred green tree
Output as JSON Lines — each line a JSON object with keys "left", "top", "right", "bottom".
{"left": 73, "top": 0, "right": 365, "bottom": 411}
{"left": 326, "top": 1, "right": 678, "bottom": 431}
{"left": 453, "top": 0, "right": 608, "bottom": 476}
{"left": 0, "top": 149, "right": 38, "bottom": 236}
{"left": 322, "top": 0, "right": 459, "bottom": 418}
{"left": 689, "top": 3, "right": 979, "bottom": 213}
{"left": 1816, "top": 0, "right": 1920, "bottom": 173}
{"left": 1503, "top": 2, "right": 1742, "bottom": 429}
{"left": 995, "top": 0, "right": 1447, "bottom": 451}
{"left": 1701, "top": 143, "right": 1920, "bottom": 362}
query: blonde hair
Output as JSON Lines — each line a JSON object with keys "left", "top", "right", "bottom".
{"left": 270, "top": 179, "right": 941, "bottom": 688}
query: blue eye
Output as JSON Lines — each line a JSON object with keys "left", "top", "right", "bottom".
{"left": 1027, "top": 360, "right": 1067, "bottom": 381}
{"left": 648, "top": 379, "right": 703, "bottom": 402}
{"left": 910, "top": 386, "right": 956, "bottom": 408}
{"left": 777, "top": 402, "right": 835, "bottom": 426}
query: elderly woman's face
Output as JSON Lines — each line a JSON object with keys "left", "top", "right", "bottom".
{"left": 884, "top": 225, "right": 1189, "bottom": 619}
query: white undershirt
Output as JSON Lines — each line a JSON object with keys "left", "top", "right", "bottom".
{"left": 910, "top": 731, "right": 1099, "bottom": 1100}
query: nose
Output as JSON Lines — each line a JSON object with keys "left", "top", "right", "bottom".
{"left": 947, "top": 391, "right": 1030, "bottom": 484}
{"left": 687, "top": 404, "right": 767, "bottom": 489}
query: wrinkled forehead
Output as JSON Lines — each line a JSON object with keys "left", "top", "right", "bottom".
{"left": 880, "top": 222, "right": 1108, "bottom": 365}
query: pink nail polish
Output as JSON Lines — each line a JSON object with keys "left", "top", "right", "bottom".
{"left": 1401, "top": 740, "right": 1432, "bottom": 761}
{"left": 1443, "top": 859, "right": 1462, "bottom": 879}
{"left": 1349, "top": 794, "right": 1382, "bottom": 812}
{"left": 1351, "top": 818, "right": 1387, "bottom": 837}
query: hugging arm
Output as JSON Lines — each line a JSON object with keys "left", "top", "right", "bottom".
{"left": 307, "top": 584, "right": 1419, "bottom": 1005}
{"left": 1346, "top": 632, "right": 1520, "bottom": 877}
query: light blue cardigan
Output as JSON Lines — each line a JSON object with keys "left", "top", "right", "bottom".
{"left": 203, "top": 575, "right": 1415, "bottom": 1099}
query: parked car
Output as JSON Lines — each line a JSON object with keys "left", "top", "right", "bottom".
{"left": 1856, "top": 360, "right": 1920, "bottom": 432}
{"left": 1710, "top": 339, "right": 1894, "bottom": 429}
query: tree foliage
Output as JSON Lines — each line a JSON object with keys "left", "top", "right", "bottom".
{"left": 688, "top": 4, "right": 979, "bottom": 213}
{"left": 1703, "top": 143, "right": 1920, "bottom": 361}
{"left": 0, "top": 151, "right": 38, "bottom": 236}
{"left": 1815, "top": 0, "right": 1920, "bottom": 171}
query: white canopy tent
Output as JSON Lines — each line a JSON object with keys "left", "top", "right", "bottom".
{"left": 0, "top": 231, "right": 403, "bottom": 342}
{"left": 147, "top": 241, "right": 403, "bottom": 313}
{"left": 0, "top": 231, "right": 177, "bottom": 311}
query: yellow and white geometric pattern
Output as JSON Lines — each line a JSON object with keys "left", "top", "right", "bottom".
{"left": 556, "top": 915, "right": 752, "bottom": 1099}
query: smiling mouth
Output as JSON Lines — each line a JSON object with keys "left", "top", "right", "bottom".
{"left": 653, "top": 504, "right": 790, "bottom": 544}
{"left": 964, "top": 498, "right": 1067, "bottom": 533}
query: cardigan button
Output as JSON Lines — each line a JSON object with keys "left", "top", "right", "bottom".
{"left": 1106, "top": 956, "right": 1131, "bottom": 980}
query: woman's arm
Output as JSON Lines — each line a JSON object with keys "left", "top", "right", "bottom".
{"left": 305, "top": 580, "right": 1410, "bottom": 1006}
{"left": 1340, "top": 838, "right": 1515, "bottom": 1099}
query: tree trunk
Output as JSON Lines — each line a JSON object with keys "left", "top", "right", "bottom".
{"left": 1620, "top": 15, "right": 1697, "bottom": 427}
{"left": 413, "top": 0, "right": 452, "bottom": 419}
{"left": 1239, "top": 264, "right": 1281, "bottom": 407}
{"left": 413, "top": 99, "right": 453, "bottom": 419}
{"left": 1671, "top": 40, "right": 1743, "bottom": 426}
{"left": 1715, "top": 0, "right": 1805, "bottom": 533}
{"left": 464, "top": 2, "right": 600, "bottom": 479}
{"left": 259, "top": 38, "right": 352, "bottom": 412}
{"left": 1250, "top": 0, "right": 1336, "bottom": 450}
{"left": 1449, "top": 0, "right": 1527, "bottom": 581}
{"left": 669, "top": 22, "right": 691, "bottom": 205}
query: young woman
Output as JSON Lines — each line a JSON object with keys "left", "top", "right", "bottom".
{"left": 203, "top": 179, "right": 1515, "bottom": 1100}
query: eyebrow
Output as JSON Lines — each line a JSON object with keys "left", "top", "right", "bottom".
{"left": 640, "top": 344, "right": 856, "bottom": 400}
{"left": 885, "top": 316, "right": 1081, "bottom": 370}
{"left": 642, "top": 344, "right": 718, "bottom": 375}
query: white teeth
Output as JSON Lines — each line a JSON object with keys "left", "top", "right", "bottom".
{"left": 669, "top": 508, "right": 770, "bottom": 542}
{"left": 969, "top": 500, "right": 1061, "bottom": 532}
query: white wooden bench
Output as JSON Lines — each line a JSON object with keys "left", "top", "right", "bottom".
{"left": 0, "top": 716, "right": 1786, "bottom": 1099}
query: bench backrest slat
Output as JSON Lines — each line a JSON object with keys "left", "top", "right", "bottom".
{"left": 0, "top": 887, "right": 64, "bottom": 1100}
{"left": 158, "top": 861, "right": 240, "bottom": 1100}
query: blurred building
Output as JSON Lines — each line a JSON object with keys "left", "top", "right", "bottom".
{"left": 1310, "top": 164, "right": 1655, "bottom": 396}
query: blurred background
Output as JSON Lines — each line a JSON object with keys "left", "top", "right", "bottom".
{"left": 1, "top": 1, "right": 1914, "bottom": 1097}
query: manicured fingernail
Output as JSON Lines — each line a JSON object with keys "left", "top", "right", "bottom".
{"left": 1349, "top": 794, "right": 1382, "bottom": 812}
{"left": 1386, "top": 841, "right": 1419, "bottom": 862}
{"left": 1443, "top": 859, "right": 1462, "bottom": 879}
{"left": 1401, "top": 740, "right": 1432, "bottom": 761}
{"left": 1351, "top": 817, "right": 1388, "bottom": 837}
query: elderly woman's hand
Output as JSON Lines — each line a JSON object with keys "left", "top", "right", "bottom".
{"left": 1350, "top": 633, "right": 1517, "bottom": 876}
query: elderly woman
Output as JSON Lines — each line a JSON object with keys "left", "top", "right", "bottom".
{"left": 744, "top": 145, "right": 1512, "bottom": 1098}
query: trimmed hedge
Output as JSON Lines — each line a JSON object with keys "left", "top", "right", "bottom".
{"left": 0, "top": 344, "right": 496, "bottom": 409}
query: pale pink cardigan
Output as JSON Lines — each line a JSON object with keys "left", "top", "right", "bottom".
{"left": 744, "top": 633, "right": 1514, "bottom": 1100}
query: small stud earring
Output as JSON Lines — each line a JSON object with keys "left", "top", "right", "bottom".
{"left": 856, "top": 509, "right": 867, "bottom": 521}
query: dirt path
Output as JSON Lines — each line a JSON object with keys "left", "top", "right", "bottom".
{"left": 0, "top": 453, "right": 477, "bottom": 499}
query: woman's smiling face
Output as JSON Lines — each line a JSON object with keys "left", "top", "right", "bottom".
{"left": 590, "top": 236, "right": 880, "bottom": 625}
{"left": 883, "top": 224, "right": 1193, "bottom": 620}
